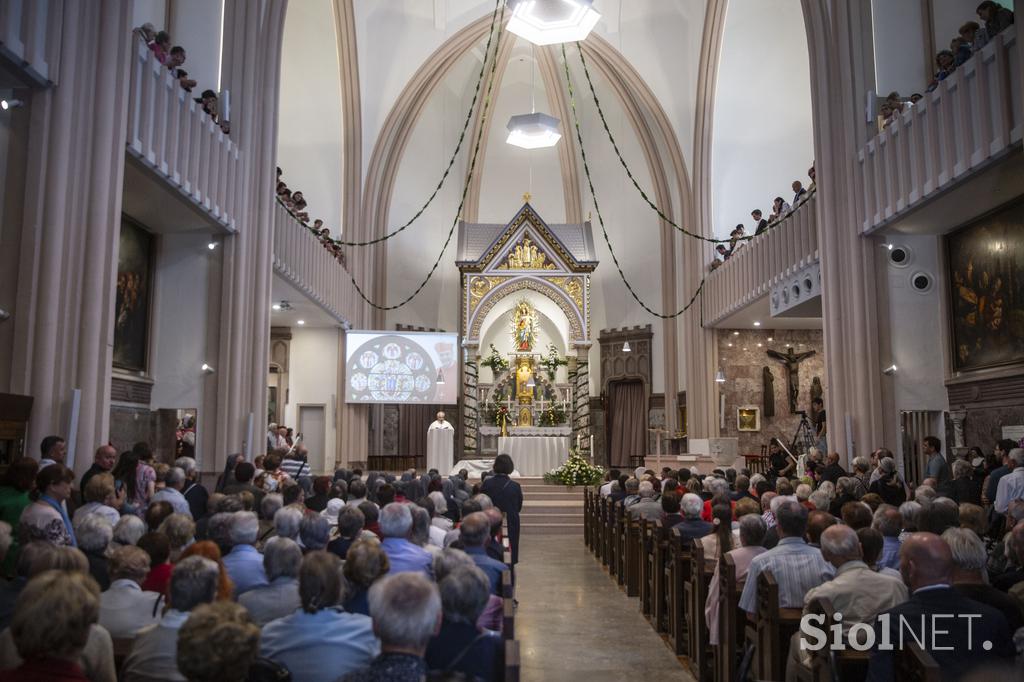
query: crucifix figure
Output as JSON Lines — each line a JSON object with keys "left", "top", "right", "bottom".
{"left": 766, "top": 346, "right": 816, "bottom": 414}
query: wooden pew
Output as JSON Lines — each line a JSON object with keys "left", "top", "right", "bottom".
{"left": 667, "top": 526, "right": 692, "bottom": 656}
{"left": 895, "top": 641, "right": 941, "bottom": 682}
{"left": 639, "top": 517, "right": 654, "bottom": 616}
{"left": 715, "top": 553, "right": 745, "bottom": 682}
{"left": 583, "top": 487, "right": 594, "bottom": 551}
{"left": 685, "top": 539, "right": 712, "bottom": 681}
{"left": 615, "top": 501, "right": 628, "bottom": 586}
{"left": 502, "top": 597, "right": 516, "bottom": 641}
{"left": 600, "top": 496, "right": 612, "bottom": 569}
{"left": 651, "top": 520, "right": 670, "bottom": 632}
{"left": 751, "top": 569, "right": 803, "bottom": 682}
{"left": 799, "top": 595, "right": 870, "bottom": 682}
{"left": 504, "top": 639, "right": 521, "bottom": 682}
{"left": 501, "top": 569, "right": 514, "bottom": 600}
{"left": 623, "top": 511, "right": 641, "bottom": 597}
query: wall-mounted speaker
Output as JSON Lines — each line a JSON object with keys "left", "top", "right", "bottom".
{"left": 888, "top": 244, "right": 912, "bottom": 268}
{"left": 910, "top": 271, "right": 933, "bottom": 294}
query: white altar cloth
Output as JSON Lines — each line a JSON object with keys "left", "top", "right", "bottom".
{"left": 496, "top": 435, "right": 569, "bottom": 476}
{"left": 449, "top": 459, "right": 522, "bottom": 479}
{"left": 426, "top": 429, "right": 453, "bottom": 475}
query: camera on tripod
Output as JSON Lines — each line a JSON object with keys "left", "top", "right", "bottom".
{"left": 795, "top": 410, "right": 808, "bottom": 417}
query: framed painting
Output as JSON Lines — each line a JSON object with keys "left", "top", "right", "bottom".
{"left": 737, "top": 406, "right": 761, "bottom": 432}
{"left": 947, "top": 198, "right": 1024, "bottom": 372}
{"left": 113, "top": 217, "right": 154, "bottom": 372}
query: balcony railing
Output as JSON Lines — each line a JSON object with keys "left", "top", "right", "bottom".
{"left": 126, "top": 34, "right": 240, "bottom": 231}
{"left": 857, "top": 26, "right": 1021, "bottom": 233}
{"left": 0, "top": 0, "right": 56, "bottom": 85}
{"left": 272, "top": 201, "right": 356, "bottom": 325}
{"left": 702, "top": 192, "right": 819, "bottom": 326}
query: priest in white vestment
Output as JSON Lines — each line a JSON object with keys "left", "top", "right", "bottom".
{"left": 428, "top": 411, "right": 454, "bottom": 431}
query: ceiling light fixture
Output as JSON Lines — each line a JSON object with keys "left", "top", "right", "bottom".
{"left": 296, "top": 320, "right": 305, "bottom": 326}
{"left": 622, "top": 341, "right": 631, "bottom": 352}
{"left": 272, "top": 304, "right": 281, "bottom": 311}
{"left": 732, "top": 331, "right": 740, "bottom": 336}
{"left": 715, "top": 369, "right": 726, "bottom": 383}
{"left": 506, "top": 112, "right": 561, "bottom": 149}
{"left": 506, "top": 0, "right": 601, "bottom": 46}
{"left": 753, "top": 321, "right": 761, "bottom": 327}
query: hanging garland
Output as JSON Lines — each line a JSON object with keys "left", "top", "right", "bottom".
{"left": 560, "top": 42, "right": 705, "bottom": 320}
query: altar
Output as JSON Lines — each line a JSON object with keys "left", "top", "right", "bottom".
{"left": 497, "top": 434, "right": 569, "bottom": 476}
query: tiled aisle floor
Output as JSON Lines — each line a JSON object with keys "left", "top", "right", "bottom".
{"left": 515, "top": 534, "right": 697, "bottom": 682}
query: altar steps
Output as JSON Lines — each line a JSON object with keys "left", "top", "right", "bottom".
{"left": 518, "top": 478, "right": 583, "bottom": 537}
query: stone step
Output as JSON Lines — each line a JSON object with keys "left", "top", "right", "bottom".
{"left": 518, "top": 522, "right": 583, "bottom": 535}
{"left": 522, "top": 513, "right": 581, "bottom": 524}
{"left": 518, "top": 491, "right": 582, "bottom": 501}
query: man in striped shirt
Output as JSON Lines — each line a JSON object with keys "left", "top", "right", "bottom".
{"left": 740, "top": 498, "right": 834, "bottom": 614}
{"left": 280, "top": 445, "right": 311, "bottom": 479}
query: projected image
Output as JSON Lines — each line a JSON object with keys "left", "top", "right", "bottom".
{"left": 345, "top": 332, "right": 459, "bottom": 404}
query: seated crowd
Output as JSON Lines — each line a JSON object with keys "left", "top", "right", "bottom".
{"left": 275, "top": 168, "right": 348, "bottom": 268}
{"left": 136, "top": 23, "right": 229, "bottom": 134}
{"left": 0, "top": 436, "right": 513, "bottom": 681}
{"left": 598, "top": 435, "right": 1024, "bottom": 679}
{"left": 710, "top": 163, "right": 816, "bottom": 271}
{"left": 880, "top": 1, "right": 1015, "bottom": 128}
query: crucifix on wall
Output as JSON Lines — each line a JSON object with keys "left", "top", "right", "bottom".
{"left": 766, "top": 346, "right": 816, "bottom": 414}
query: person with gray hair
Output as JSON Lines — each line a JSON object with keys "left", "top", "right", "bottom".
{"left": 122, "top": 555, "right": 219, "bottom": 682}
{"left": 942, "top": 527, "right": 1023, "bottom": 631}
{"left": 627, "top": 480, "right": 662, "bottom": 521}
{"left": 158, "top": 513, "right": 196, "bottom": 562}
{"left": 408, "top": 505, "right": 439, "bottom": 554}
{"left": 872, "top": 507, "right": 903, "bottom": 570}
{"left": 112, "top": 514, "right": 147, "bottom": 549}
{"left": 221, "top": 512, "right": 267, "bottom": 595}
{"left": 915, "top": 485, "right": 937, "bottom": 506}
{"left": 622, "top": 478, "right": 642, "bottom": 507}
{"left": 341, "top": 573, "right": 441, "bottom": 682}
{"left": 379, "top": 503, "right": 433, "bottom": 578}
{"left": 151, "top": 466, "right": 193, "bottom": 518}
{"left": 261, "top": 551, "right": 378, "bottom": 682}
{"left": 99, "top": 545, "right": 162, "bottom": 638}
{"left": 458, "top": 512, "right": 507, "bottom": 596}
{"left": 675, "top": 492, "right": 713, "bottom": 542}
{"left": 300, "top": 513, "right": 330, "bottom": 552}
{"left": 785, "top": 525, "right": 908, "bottom": 679}
{"left": 739, "top": 500, "right": 834, "bottom": 615}
{"left": 273, "top": 505, "right": 303, "bottom": 543}
{"left": 850, "top": 456, "right": 871, "bottom": 497}
{"left": 175, "top": 455, "right": 209, "bottom": 519}
{"left": 993, "top": 448, "right": 1024, "bottom": 514}
{"left": 808, "top": 489, "right": 831, "bottom": 512}
{"left": 869, "top": 456, "right": 908, "bottom": 506}
{"left": 425, "top": 564, "right": 502, "bottom": 680}
{"left": 238, "top": 537, "right": 302, "bottom": 626}
{"left": 74, "top": 513, "right": 114, "bottom": 589}
{"left": 706, "top": 513, "right": 768, "bottom": 646}
{"left": 469, "top": 493, "right": 493, "bottom": 511}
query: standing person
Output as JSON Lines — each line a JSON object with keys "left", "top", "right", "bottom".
{"left": 176, "top": 457, "right": 208, "bottom": 520}
{"left": 0, "top": 458, "right": 39, "bottom": 576}
{"left": 280, "top": 446, "right": 311, "bottom": 480}
{"left": 751, "top": 209, "right": 769, "bottom": 235}
{"left": 428, "top": 412, "right": 454, "bottom": 431}
{"left": 811, "top": 397, "right": 827, "bottom": 454}
{"left": 38, "top": 436, "right": 66, "bottom": 470}
{"left": 19, "top": 464, "right": 77, "bottom": 547}
{"left": 923, "top": 436, "right": 950, "bottom": 486}
{"left": 215, "top": 454, "right": 243, "bottom": 493}
{"left": 80, "top": 445, "right": 117, "bottom": 496}
{"left": 480, "top": 454, "right": 522, "bottom": 566}
{"left": 112, "top": 451, "right": 153, "bottom": 517}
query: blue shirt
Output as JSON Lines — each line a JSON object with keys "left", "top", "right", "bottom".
{"left": 465, "top": 546, "right": 507, "bottom": 595}
{"left": 739, "top": 537, "right": 834, "bottom": 613}
{"left": 878, "top": 535, "right": 901, "bottom": 570}
{"left": 261, "top": 608, "right": 379, "bottom": 682}
{"left": 222, "top": 544, "right": 268, "bottom": 595}
{"left": 380, "top": 538, "right": 434, "bottom": 578}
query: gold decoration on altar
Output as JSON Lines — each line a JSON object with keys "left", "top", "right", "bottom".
{"left": 518, "top": 406, "right": 533, "bottom": 426}
{"left": 468, "top": 276, "right": 504, "bottom": 308}
{"left": 511, "top": 299, "right": 538, "bottom": 352}
{"left": 515, "top": 356, "right": 535, "bottom": 406}
{"left": 499, "top": 236, "right": 556, "bottom": 270}
{"left": 546, "top": 276, "right": 584, "bottom": 309}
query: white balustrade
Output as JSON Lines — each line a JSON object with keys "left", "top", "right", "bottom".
{"left": 272, "top": 201, "right": 356, "bottom": 325}
{"left": 857, "top": 26, "right": 1021, "bottom": 233}
{"left": 0, "top": 0, "right": 55, "bottom": 85}
{"left": 702, "top": 193, "right": 819, "bottom": 326}
{"left": 126, "top": 34, "right": 240, "bottom": 231}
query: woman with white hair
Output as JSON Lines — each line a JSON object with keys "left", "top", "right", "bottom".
{"left": 260, "top": 551, "right": 378, "bottom": 682}
{"left": 869, "top": 456, "right": 908, "bottom": 506}
{"left": 425, "top": 565, "right": 502, "bottom": 680}
{"left": 112, "top": 514, "right": 147, "bottom": 549}
{"left": 74, "top": 513, "right": 114, "bottom": 590}
{"left": 73, "top": 473, "right": 122, "bottom": 527}
{"left": 98, "top": 545, "right": 162, "bottom": 637}
{"left": 299, "top": 514, "right": 330, "bottom": 553}
{"left": 428, "top": 492, "right": 453, "bottom": 531}
{"left": 273, "top": 506, "right": 303, "bottom": 542}
{"left": 238, "top": 537, "right": 302, "bottom": 626}
{"left": 158, "top": 513, "right": 196, "bottom": 562}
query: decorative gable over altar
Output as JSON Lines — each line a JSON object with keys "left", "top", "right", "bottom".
{"left": 456, "top": 204, "right": 598, "bottom": 456}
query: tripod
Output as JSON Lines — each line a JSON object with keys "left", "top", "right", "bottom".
{"left": 790, "top": 412, "right": 817, "bottom": 457}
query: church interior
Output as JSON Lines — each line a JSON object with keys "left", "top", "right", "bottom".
{"left": 1, "top": 0, "right": 1023, "bottom": 680}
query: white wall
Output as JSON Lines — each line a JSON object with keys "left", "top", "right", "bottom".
{"left": 149, "top": 233, "right": 217, "bottom": 467}
{"left": 711, "top": 0, "right": 814, "bottom": 240}
{"left": 131, "top": 0, "right": 168, "bottom": 31}
{"left": 167, "top": 0, "right": 224, "bottom": 95}
{"left": 871, "top": 0, "right": 928, "bottom": 96}
{"left": 284, "top": 327, "right": 340, "bottom": 474}
{"left": 278, "top": 0, "right": 344, "bottom": 233}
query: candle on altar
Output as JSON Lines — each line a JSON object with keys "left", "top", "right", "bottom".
{"left": 576, "top": 434, "right": 581, "bottom": 451}
{"left": 590, "top": 435, "right": 594, "bottom": 453}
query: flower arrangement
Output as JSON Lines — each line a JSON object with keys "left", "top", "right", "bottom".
{"left": 480, "top": 344, "right": 509, "bottom": 374}
{"left": 494, "top": 405, "right": 511, "bottom": 429}
{"left": 539, "top": 404, "right": 567, "bottom": 427}
{"left": 539, "top": 343, "right": 568, "bottom": 380}
{"left": 544, "top": 449, "right": 604, "bottom": 487}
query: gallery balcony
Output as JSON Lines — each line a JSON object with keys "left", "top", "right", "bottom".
{"left": 856, "top": 26, "right": 1022, "bottom": 234}
{"left": 123, "top": 32, "right": 240, "bottom": 233}
{"left": 0, "top": 0, "right": 55, "bottom": 86}
{"left": 702, "top": 192, "right": 819, "bottom": 327}
{"left": 272, "top": 200, "right": 356, "bottom": 325}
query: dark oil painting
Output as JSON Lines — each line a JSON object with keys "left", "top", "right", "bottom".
{"left": 947, "top": 199, "right": 1024, "bottom": 372}
{"left": 113, "top": 218, "right": 153, "bottom": 371}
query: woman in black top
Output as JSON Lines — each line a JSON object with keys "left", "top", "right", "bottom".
{"left": 480, "top": 454, "right": 523, "bottom": 565}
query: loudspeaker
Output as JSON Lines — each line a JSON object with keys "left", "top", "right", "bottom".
{"left": 910, "top": 271, "right": 933, "bottom": 293}
{"left": 888, "top": 244, "right": 912, "bottom": 268}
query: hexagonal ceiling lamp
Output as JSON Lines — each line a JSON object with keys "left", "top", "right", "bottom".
{"left": 506, "top": 0, "right": 601, "bottom": 46}
{"left": 506, "top": 112, "right": 562, "bottom": 149}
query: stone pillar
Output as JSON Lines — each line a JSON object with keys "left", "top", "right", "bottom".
{"left": 2, "top": 0, "right": 132, "bottom": 477}
{"left": 461, "top": 343, "right": 480, "bottom": 456}
{"left": 571, "top": 343, "right": 592, "bottom": 458}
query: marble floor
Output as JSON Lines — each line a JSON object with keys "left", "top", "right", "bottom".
{"left": 515, "top": 534, "right": 697, "bottom": 682}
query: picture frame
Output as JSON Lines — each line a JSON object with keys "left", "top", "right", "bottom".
{"left": 113, "top": 217, "right": 154, "bottom": 372}
{"left": 737, "top": 405, "right": 761, "bottom": 432}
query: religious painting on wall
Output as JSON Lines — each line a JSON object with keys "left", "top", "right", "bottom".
{"left": 947, "top": 198, "right": 1024, "bottom": 372}
{"left": 113, "top": 218, "right": 154, "bottom": 372}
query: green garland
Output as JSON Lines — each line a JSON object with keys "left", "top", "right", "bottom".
{"left": 538, "top": 404, "right": 566, "bottom": 427}
{"left": 538, "top": 343, "right": 568, "bottom": 380}
{"left": 544, "top": 449, "right": 604, "bottom": 486}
